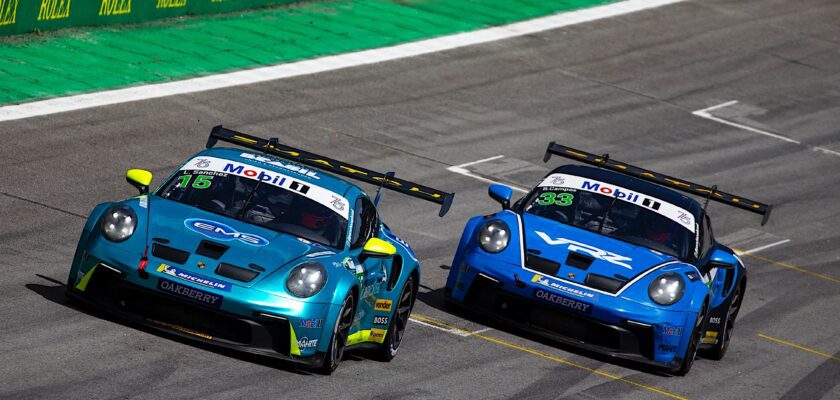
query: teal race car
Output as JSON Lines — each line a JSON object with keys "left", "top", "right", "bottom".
{"left": 66, "top": 126, "right": 453, "bottom": 373}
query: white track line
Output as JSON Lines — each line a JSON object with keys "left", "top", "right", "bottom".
{"left": 447, "top": 165, "right": 530, "bottom": 193}
{"left": 736, "top": 239, "right": 791, "bottom": 255}
{"left": 692, "top": 101, "right": 801, "bottom": 145}
{"left": 471, "top": 327, "right": 494, "bottom": 334}
{"left": 693, "top": 101, "right": 840, "bottom": 157}
{"left": 409, "top": 318, "right": 471, "bottom": 337}
{"left": 0, "top": 0, "right": 686, "bottom": 122}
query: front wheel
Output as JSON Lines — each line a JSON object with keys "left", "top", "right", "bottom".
{"left": 676, "top": 301, "right": 708, "bottom": 376}
{"left": 702, "top": 284, "right": 743, "bottom": 360}
{"left": 318, "top": 293, "right": 355, "bottom": 374}
{"left": 373, "top": 275, "right": 415, "bottom": 361}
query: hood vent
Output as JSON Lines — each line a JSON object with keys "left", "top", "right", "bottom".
{"left": 525, "top": 254, "right": 560, "bottom": 276}
{"left": 565, "top": 252, "right": 594, "bottom": 270}
{"left": 196, "top": 240, "right": 229, "bottom": 260}
{"left": 152, "top": 243, "right": 190, "bottom": 264}
{"left": 584, "top": 273, "right": 624, "bottom": 293}
{"left": 216, "top": 262, "right": 259, "bottom": 282}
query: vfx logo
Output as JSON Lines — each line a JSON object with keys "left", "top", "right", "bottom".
{"left": 184, "top": 218, "right": 269, "bottom": 246}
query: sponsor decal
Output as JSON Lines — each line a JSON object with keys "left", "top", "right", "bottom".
{"left": 659, "top": 324, "right": 684, "bottom": 336}
{"left": 538, "top": 173, "right": 696, "bottom": 232}
{"left": 180, "top": 156, "right": 348, "bottom": 218}
{"left": 157, "top": 278, "right": 223, "bottom": 308}
{"left": 536, "top": 231, "right": 633, "bottom": 270}
{"left": 658, "top": 343, "right": 678, "bottom": 353}
{"left": 531, "top": 274, "right": 597, "bottom": 299}
{"left": 184, "top": 218, "right": 269, "bottom": 246}
{"left": 373, "top": 316, "right": 390, "bottom": 326}
{"left": 343, "top": 257, "right": 364, "bottom": 282}
{"left": 709, "top": 317, "right": 722, "bottom": 325}
{"left": 374, "top": 299, "right": 393, "bottom": 312}
{"left": 156, "top": 0, "right": 186, "bottom": 8}
{"left": 297, "top": 337, "right": 318, "bottom": 349}
{"left": 37, "top": 0, "right": 70, "bottom": 22}
{"left": 369, "top": 328, "right": 387, "bottom": 342}
{"left": 98, "top": 0, "right": 130, "bottom": 16}
{"left": 299, "top": 318, "right": 323, "bottom": 329}
{"left": 533, "top": 289, "right": 592, "bottom": 314}
{"left": 157, "top": 264, "right": 231, "bottom": 292}
{"left": 362, "top": 282, "right": 382, "bottom": 299}
{"left": 239, "top": 153, "right": 319, "bottom": 180}
{"left": 0, "top": 0, "right": 18, "bottom": 26}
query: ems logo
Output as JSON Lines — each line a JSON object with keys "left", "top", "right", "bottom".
{"left": 184, "top": 218, "right": 269, "bottom": 246}
{"left": 374, "top": 299, "right": 393, "bottom": 312}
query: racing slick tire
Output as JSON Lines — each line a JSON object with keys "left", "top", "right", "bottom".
{"left": 676, "top": 300, "right": 709, "bottom": 376}
{"left": 374, "top": 275, "right": 416, "bottom": 362}
{"left": 701, "top": 282, "right": 744, "bottom": 361}
{"left": 318, "top": 293, "right": 355, "bottom": 374}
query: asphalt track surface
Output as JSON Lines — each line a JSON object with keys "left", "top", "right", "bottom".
{"left": 2, "top": 0, "right": 839, "bottom": 398}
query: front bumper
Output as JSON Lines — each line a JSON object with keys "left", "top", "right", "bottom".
{"left": 68, "top": 257, "right": 331, "bottom": 367}
{"left": 446, "top": 252, "right": 694, "bottom": 371}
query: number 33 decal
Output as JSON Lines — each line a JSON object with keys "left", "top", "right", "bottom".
{"left": 537, "top": 192, "right": 574, "bottom": 206}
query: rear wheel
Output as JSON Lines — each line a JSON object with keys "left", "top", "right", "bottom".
{"left": 676, "top": 301, "right": 708, "bottom": 376}
{"left": 318, "top": 294, "right": 355, "bottom": 374}
{"left": 374, "top": 275, "right": 415, "bottom": 361}
{"left": 702, "top": 284, "right": 743, "bottom": 360}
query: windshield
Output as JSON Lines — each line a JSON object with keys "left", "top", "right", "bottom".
{"left": 522, "top": 174, "right": 696, "bottom": 259}
{"left": 157, "top": 157, "right": 349, "bottom": 249}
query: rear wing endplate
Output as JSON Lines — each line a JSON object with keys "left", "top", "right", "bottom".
{"left": 207, "top": 126, "right": 454, "bottom": 217}
{"left": 543, "top": 142, "right": 772, "bottom": 225}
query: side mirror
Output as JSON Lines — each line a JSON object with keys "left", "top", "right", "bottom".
{"left": 126, "top": 169, "right": 153, "bottom": 195}
{"left": 361, "top": 237, "right": 396, "bottom": 259}
{"left": 707, "top": 249, "right": 737, "bottom": 270}
{"left": 488, "top": 184, "right": 513, "bottom": 210}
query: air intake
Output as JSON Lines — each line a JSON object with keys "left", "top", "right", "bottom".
{"left": 216, "top": 262, "right": 259, "bottom": 282}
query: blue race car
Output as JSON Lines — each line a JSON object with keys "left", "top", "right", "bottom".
{"left": 66, "top": 126, "right": 453, "bottom": 373}
{"left": 444, "top": 143, "right": 771, "bottom": 375}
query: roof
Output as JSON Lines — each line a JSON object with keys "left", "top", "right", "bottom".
{"left": 550, "top": 165, "right": 703, "bottom": 217}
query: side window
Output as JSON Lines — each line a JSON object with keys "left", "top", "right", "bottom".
{"left": 700, "top": 214, "right": 714, "bottom": 258}
{"left": 349, "top": 198, "right": 364, "bottom": 249}
{"left": 350, "top": 197, "right": 378, "bottom": 249}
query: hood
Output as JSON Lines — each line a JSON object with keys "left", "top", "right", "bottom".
{"left": 522, "top": 213, "right": 675, "bottom": 286}
{"left": 145, "top": 197, "right": 323, "bottom": 287}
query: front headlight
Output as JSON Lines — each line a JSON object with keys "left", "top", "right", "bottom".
{"left": 648, "top": 272, "right": 685, "bottom": 306}
{"left": 286, "top": 263, "right": 327, "bottom": 298}
{"left": 478, "top": 220, "right": 510, "bottom": 253}
{"left": 100, "top": 205, "right": 137, "bottom": 242}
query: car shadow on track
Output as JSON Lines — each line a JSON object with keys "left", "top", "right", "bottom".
{"left": 25, "top": 273, "right": 375, "bottom": 375}
{"left": 416, "top": 267, "right": 673, "bottom": 377}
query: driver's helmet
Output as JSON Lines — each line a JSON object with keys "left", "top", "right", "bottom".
{"left": 301, "top": 202, "right": 334, "bottom": 231}
{"left": 644, "top": 220, "right": 673, "bottom": 244}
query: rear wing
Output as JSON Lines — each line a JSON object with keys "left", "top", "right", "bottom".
{"left": 543, "top": 142, "right": 772, "bottom": 225}
{"left": 206, "top": 126, "right": 454, "bottom": 217}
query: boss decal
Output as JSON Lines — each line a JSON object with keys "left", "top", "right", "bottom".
{"left": 373, "top": 316, "right": 390, "bottom": 326}
{"left": 184, "top": 218, "right": 269, "bottom": 246}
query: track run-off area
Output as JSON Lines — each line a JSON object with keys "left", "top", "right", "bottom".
{"left": 1, "top": 0, "right": 839, "bottom": 399}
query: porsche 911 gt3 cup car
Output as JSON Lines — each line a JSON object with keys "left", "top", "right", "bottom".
{"left": 67, "top": 126, "right": 453, "bottom": 373}
{"left": 445, "top": 143, "right": 771, "bottom": 375}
